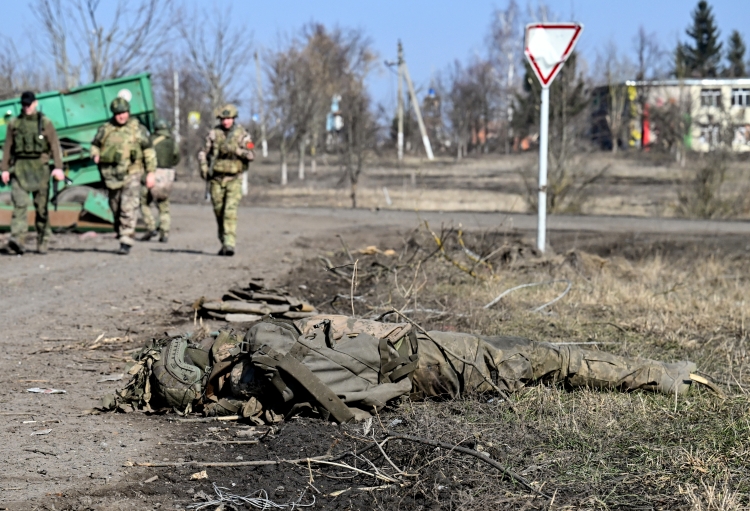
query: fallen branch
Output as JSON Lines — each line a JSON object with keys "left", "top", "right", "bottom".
{"left": 171, "top": 415, "right": 239, "bottom": 423}
{"left": 127, "top": 454, "right": 332, "bottom": 468}
{"left": 384, "top": 434, "right": 549, "bottom": 499}
{"left": 164, "top": 440, "right": 259, "bottom": 446}
{"left": 484, "top": 279, "right": 571, "bottom": 311}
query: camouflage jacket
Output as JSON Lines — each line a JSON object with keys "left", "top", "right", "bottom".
{"left": 91, "top": 117, "right": 156, "bottom": 189}
{"left": 1, "top": 113, "right": 63, "bottom": 192}
{"left": 151, "top": 129, "right": 180, "bottom": 169}
{"left": 197, "top": 123, "right": 254, "bottom": 178}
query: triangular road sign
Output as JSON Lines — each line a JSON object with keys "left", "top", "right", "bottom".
{"left": 524, "top": 23, "right": 583, "bottom": 88}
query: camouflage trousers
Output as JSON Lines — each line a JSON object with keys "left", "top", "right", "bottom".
{"left": 295, "top": 315, "right": 696, "bottom": 399}
{"left": 10, "top": 176, "right": 51, "bottom": 250}
{"left": 209, "top": 174, "right": 242, "bottom": 248}
{"left": 414, "top": 331, "right": 695, "bottom": 398}
{"left": 107, "top": 173, "right": 141, "bottom": 246}
{"left": 140, "top": 186, "right": 170, "bottom": 235}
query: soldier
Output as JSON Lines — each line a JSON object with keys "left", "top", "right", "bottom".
{"left": 1, "top": 91, "right": 64, "bottom": 255}
{"left": 197, "top": 104, "right": 255, "bottom": 256}
{"left": 101, "top": 314, "right": 713, "bottom": 422}
{"left": 90, "top": 97, "right": 157, "bottom": 255}
{"left": 140, "top": 119, "right": 179, "bottom": 243}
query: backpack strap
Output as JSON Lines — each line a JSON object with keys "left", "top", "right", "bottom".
{"left": 254, "top": 343, "right": 355, "bottom": 424}
{"left": 378, "top": 329, "right": 419, "bottom": 384}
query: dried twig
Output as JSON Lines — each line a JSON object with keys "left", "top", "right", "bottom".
{"left": 484, "top": 279, "right": 572, "bottom": 311}
{"left": 384, "top": 434, "right": 549, "bottom": 499}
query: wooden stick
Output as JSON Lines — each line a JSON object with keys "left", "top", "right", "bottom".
{"left": 384, "top": 434, "right": 549, "bottom": 499}
{"left": 163, "top": 440, "right": 258, "bottom": 446}
{"left": 171, "top": 415, "right": 240, "bottom": 423}
{"left": 128, "top": 455, "right": 332, "bottom": 468}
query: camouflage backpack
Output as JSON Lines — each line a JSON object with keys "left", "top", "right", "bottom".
{"left": 242, "top": 316, "right": 419, "bottom": 422}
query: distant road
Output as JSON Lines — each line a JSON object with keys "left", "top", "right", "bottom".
{"left": 249, "top": 205, "right": 750, "bottom": 235}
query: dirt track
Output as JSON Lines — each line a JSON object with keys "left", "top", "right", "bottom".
{"left": 1, "top": 204, "right": 749, "bottom": 509}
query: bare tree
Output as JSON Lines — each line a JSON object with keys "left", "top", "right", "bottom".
{"left": 596, "top": 41, "right": 635, "bottom": 153}
{"left": 633, "top": 26, "right": 665, "bottom": 150}
{"left": 487, "top": 0, "right": 522, "bottom": 153}
{"left": 0, "top": 39, "right": 55, "bottom": 100}
{"left": 34, "top": 0, "right": 174, "bottom": 85}
{"left": 178, "top": 8, "right": 252, "bottom": 111}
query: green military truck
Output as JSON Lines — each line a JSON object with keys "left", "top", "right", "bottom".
{"left": 0, "top": 73, "right": 156, "bottom": 230}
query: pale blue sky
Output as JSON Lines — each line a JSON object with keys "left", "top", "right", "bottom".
{"left": 3, "top": 0, "right": 749, "bottom": 110}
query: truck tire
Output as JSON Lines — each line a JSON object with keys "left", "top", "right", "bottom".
{"left": 54, "top": 186, "right": 106, "bottom": 205}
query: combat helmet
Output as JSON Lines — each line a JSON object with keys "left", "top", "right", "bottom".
{"left": 217, "top": 104, "right": 238, "bottom": 119}
{"left": 154, "top": 119, "right": 170, "bottom": 130}
{"left": 150, "top": 337, "right": 210, "bottom": 411}
{"left": 110, "top": 97, "right": 130, "bottom": 114}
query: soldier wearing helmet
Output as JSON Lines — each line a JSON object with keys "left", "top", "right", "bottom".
{"left": 90, "top": 96, "right": 157, "bottom": 255}
{"left": 139, "top": 119, "right": 179, "bottom": 243}
{"left": 197, "top": 103, "right": 255, "bottom": 256}
{"left": 1, "top": 91, "right": 64, "bottom": 255}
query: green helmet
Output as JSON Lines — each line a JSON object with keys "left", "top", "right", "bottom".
{"left": 110, "top": 97, "right": 130, "bottom": 114}
{"left": 154, "top": 119, "right": 170, "bottom": 130}
{"left": 150, "top": 337, "right": 209, "bottom": 411}
{"left": 217, "top": 104, "right": 238, "bottom": 119}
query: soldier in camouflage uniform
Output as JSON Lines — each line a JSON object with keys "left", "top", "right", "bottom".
{"left": 1, "top": 91, "right": 64, "bottom": 255}
{"left": 140, "top": 119, "right": 179, "bottom": 243}
{"left": 90, "top": 97, "right": 157, "bottom": 255}
{"left": 197, "top": 104, "right": 255, "bottom": 256}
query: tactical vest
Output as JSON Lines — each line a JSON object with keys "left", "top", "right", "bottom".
{"left": 212, "top": 125, "right": 246, "bottom": 174}
{"left": 152, "top": 131, "right": 178, "bottom": 168}
{"left": 150, "top": 337, "right": 211, "bottom": 412}
{"left": 98, "top": 119, "right": 145, "bottom": 182}
{"left": 12, "top": 113, "right": 50, "bottom": 159}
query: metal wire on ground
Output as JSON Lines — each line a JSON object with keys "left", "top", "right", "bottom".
{"left": 187, "top": 483, "right": 315, "bottom": 510}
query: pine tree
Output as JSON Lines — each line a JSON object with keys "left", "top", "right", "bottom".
{"left": 724, "top": 30, "right": 747, "bottom": 77}
{"left": 683, "top": 1, "right": 723, "bottom": 77}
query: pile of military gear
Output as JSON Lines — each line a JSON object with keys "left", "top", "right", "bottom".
{"left": 195, "top": 280, "right": 317, "bottom": 323}
{"left": 100, "top": 314, "right": 714, "bottom": 423}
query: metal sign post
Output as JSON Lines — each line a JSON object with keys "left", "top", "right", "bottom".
{"left": 524, "top": 23, "right": 583, "bottom": 253}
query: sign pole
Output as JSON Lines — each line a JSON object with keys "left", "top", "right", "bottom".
{"left": 537, "top": 86, "right": 549, "bottom": 253}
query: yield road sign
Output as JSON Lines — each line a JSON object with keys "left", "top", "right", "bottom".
{"left": 524, "top": 22, "right": 583, "bottom": 253}
{"left": 524, "top": 23, "right": 583, "bottom": 88}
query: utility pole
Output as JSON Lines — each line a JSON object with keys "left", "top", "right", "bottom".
{"left": 402, "top": 51, "right": 434, "bottom": 160}
{"left": 173, "top": 69, "right": 180, "bottom": 145}
{"left": 397, "top": 41, "right": 404, "bottom": 162}
{"left": 255, "top": 51, "right": 268, "bottom": 158}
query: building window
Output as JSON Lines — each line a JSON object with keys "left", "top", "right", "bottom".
{"left": 731, "top": 88, "right": 750, "bottom": 106}
{"left": 700, "top": 125, "right": 721, "bottom": 147}
{"left": 700, "top": 89, "right": 722, "bottom": 107}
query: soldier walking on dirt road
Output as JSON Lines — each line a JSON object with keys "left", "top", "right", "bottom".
{"left": 1, "top": 91, "right": 64, "bottom": 255}
{"left": 197, "top": 104, "right": 255, "bottom": 256}
{"left": 140, "top": 119, "right": 179, "bottom": 243}
{"left": 90, "top": 97, "right": 157, "bottom": 255}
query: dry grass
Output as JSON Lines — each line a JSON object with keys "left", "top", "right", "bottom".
{"left": 289, "top": 225, "right": 750, "bottom": 510}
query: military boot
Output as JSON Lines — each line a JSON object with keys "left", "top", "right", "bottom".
{"left": 224, "top": 246, "right": 235, "bottom": 257}
{"left": 140, "top": 230, "right": 158, "bottom": 242}
{"left": 656, "top": 361, "right": 697, "bottom": 395}
{"left": 37, "top": 237, "right": 49, "bottom": 255}
{"left": 7, "top": 237, "right": 25, "bottom": 255}
{"left": 159, "top": 232, "right": 168, "bottom": 243}
{"left": 117, "top": 243, "right": 131, "bottom": 255}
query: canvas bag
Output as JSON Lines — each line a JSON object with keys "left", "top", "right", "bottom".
{"left": 244, "top": 317, "right": 418, "bottom": 422}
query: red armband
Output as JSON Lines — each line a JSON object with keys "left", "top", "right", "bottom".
{"left": 246, "top": 141, "right": 255, "bottom": 149}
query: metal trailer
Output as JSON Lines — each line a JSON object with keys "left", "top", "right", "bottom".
{"left": 0, "top": 73, "right": 156, "bottom": 230}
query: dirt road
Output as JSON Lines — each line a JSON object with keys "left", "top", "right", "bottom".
{"left": 1, "top": 204, "right": 748, "bottom": 509}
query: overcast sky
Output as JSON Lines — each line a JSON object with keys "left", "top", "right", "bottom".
{"left": 4, "top": 0, "right": 750, "bottom": 111}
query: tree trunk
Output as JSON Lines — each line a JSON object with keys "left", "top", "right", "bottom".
{"left": 311, "top": 130, "right": 318, "bottom": 174}
{"left": 280, "top": 141, "right": 288, "bottom": 186}
{"left": 350, "top": 180, "right": 357, "bottom": 209}
{"left": 298, "top": 139, "right": 305, "bottom": 180}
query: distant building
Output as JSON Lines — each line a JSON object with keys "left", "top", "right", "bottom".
{"left": 592, "top": 78, "right": 750, "bottom": 152}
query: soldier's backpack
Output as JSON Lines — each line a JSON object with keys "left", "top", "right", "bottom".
{"left": 240, "top": 317, "right": 419, "bottom": 422}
